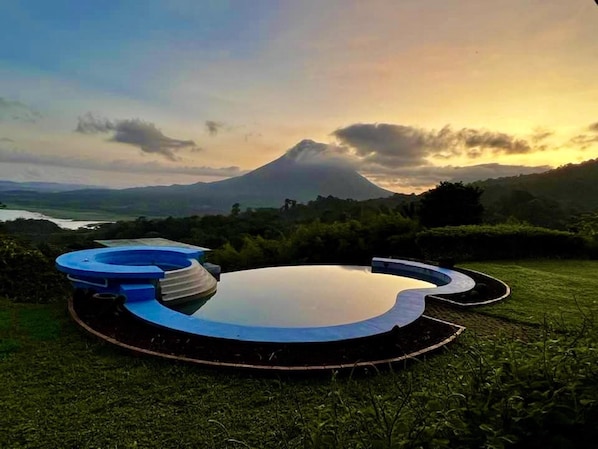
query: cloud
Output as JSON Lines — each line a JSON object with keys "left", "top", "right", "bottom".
{"left": 0, "top": 147, "right": 245, "bottom": 178}
{"left": 568, "top": 122, "right": 598, "bottom": 150}
{"left": 205, "top": 120, "right": 225, "bottom": 136}
{"left": 278, "top": 137, "right": 551, "bottom": 192}
{"left": 364, "top": 163, "right": 551, "bottom": 191}
{"left": 0, "top": 137, "right": 14, "bottom": 142}
{"left": 0, "top": 97, "right": 42, "bottom": 123}
{"left": 75, "top": 113, "right": 201, "bottom": 160}
{"left": 332, "top": 123, "right": 431, "bottom": 167}
{"left": 332, "top": 123, "right": 539, "bottom": 168}
{"left": 569, "top": 134, "right": 598, "bottom": 149}
{"left": 530, "top": 128, "right": 554, "bottom": 143}
{"left": 284, "top": 139, "right": 355, "bottom": 169}
{"left": 456, "top": 128, "right": 532, "bottom": 154}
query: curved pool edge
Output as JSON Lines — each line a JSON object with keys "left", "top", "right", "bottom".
{"left": 426, "top": 266, "right": 511, "bottom": 307}
{"left": 55, "top": 245, "right": 202, "bottom": 279}
{"left": 123, "top": 258, "right": 476, "bottom": 343}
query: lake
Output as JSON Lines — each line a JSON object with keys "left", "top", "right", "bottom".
{"left": 0, "top": 209, "right": 111, "bottom": 230}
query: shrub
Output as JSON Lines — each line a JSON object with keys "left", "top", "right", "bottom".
{"left": 0, "top": 235, "right": 70, "bottom": 303}
{"left": 416, "top": 224, "right": 589, "bottom": 261}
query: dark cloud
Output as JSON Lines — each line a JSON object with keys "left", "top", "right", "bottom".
{"left": 0, "top": 97, "right": 42, "bottom": 123}
{"left": 333, "top": 123, "right": 430, "bottom": 167}
{"left": 0, "top": 137, "right": 14, "bottom": 142}
{"left": 568, "top": 123, "right": 598, "bottom": 150}
{"left": 333, "top": 123, "right": 539, "bottom": 168}
{"left": 456, "top": 128, "right": 531, "bottom": 154}
{"left": 569, "top": 134, "right": 598, "bottom": 150}
{"left": 76, "top": 113, "right": 201, "bottom": 160}
{"left": 363, "top": 163, "right": 551, "bottom": 190}
{"left": 0, "top": 148, "right": 244, "bottom": 178}
{"left": 530, "top": 128, "right": 554, "bottom": 143}
{"left": 278, "top": 138, "right": 550, "bottom": 192}
{"left": 205, "top": 120, "right": 225, "bottom": 136}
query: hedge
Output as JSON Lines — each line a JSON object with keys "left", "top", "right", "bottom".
{"left": 416, "top": 224, "right": 589, "bottom": 261}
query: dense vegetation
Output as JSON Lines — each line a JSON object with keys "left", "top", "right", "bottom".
{"left": 5, "top": 182, "right": 597, "bottom": 278}
{"left": 477, "top": 158, "right": 598, "bottom": 217}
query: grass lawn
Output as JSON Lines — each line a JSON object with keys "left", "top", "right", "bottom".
{"left": 2, "top": 260, "right": 597, "bottom": 448}
{"left": 464, "top": 260, "right": 598, "bottom": 328}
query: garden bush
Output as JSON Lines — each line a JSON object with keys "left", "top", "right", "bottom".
{"left": 0, "top": 235, "right": 69, "bottom": 303}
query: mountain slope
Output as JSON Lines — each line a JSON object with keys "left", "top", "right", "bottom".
{"left": 201, "top": 140, "right": 392, "bottom": 202}
{"left": 0, "top": 180, "right": 106, "bottom": 193}
{"left": 2, "top": 140, "right": 394, "bottom": 216}
{"left": 475, "top": 158, "right": 598, "bottom": 212}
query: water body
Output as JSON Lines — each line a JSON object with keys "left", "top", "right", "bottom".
{"left": 0, "top": 209, "right": 110, "bottom": 230}
{"left": 188, "top": 265, "right": 435, "bottom": 327}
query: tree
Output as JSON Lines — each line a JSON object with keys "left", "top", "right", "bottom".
{"left": 418, "top": 182, "right": 484, "bottom": 227}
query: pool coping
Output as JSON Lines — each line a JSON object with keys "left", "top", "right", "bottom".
{"left": 55, "top": 246, "right": 202, "bottom": 279}
{"left": 426, "top": 266, "right": 511, "bottom": 307}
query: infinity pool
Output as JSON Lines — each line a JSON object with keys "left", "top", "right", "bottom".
{"left": 57, "top": 247, "right": 477, "bottom": 344}
{"left": 181, "top": 265, "right": 435, "bottom": 327}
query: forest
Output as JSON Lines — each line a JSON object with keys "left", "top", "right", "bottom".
{"left": 2, "top": 182, "right": 597, "bottom": 277}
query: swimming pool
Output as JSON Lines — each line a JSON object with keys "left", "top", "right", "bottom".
{"left": 56, "top": 246, "right": 476, "bottom": 345}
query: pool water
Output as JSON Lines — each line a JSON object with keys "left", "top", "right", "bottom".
{"left": 179, "top": 265, "right": 435, "bottom": 328}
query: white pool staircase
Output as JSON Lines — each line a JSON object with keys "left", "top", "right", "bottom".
{"left": 159, "top": 259, "right": 217, "bottom": 304}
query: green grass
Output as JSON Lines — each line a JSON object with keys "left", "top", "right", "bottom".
{"left": 464, "top": 260, "right": 598, "bottom": 328}
{"left": 2, "top": 260, "right": 598, "bottom": 448}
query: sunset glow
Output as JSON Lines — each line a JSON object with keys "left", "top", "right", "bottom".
{"left": 0, "top": 1, "right": 596, "bottom": 192}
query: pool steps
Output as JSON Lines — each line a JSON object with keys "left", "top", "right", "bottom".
{"left": 159, "top": 259, "right": 217, "bottom": 303}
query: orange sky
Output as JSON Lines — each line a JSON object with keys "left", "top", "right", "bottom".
{"left": 0, "top": 1, "right": 596, "bottom": 192}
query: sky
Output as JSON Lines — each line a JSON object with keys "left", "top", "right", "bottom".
{"left": 0, "top": 0, "right": 597, "bottom": 193}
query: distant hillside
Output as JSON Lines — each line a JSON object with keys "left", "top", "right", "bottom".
{"left": 1, "top": 140, "right": 394, "bottom": 217}
{"left": 475, "top": 158, "right": 598, "bottom": 212}
{"left": 0, "top": 180, "right": 105, "bottom": 193}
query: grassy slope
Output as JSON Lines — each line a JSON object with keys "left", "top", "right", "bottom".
{"left": 464, "top": 260, "right": 598, "bottom": 327}
{"left": 1, "top": 260, "right": 597, "bottom": 448}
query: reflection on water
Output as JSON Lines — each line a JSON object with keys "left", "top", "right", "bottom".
{"left": 175, "top": 265, "right": 435, "bottom": 328}
{"left": 169, "top": 295, "right": 213, "bottom": 315}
